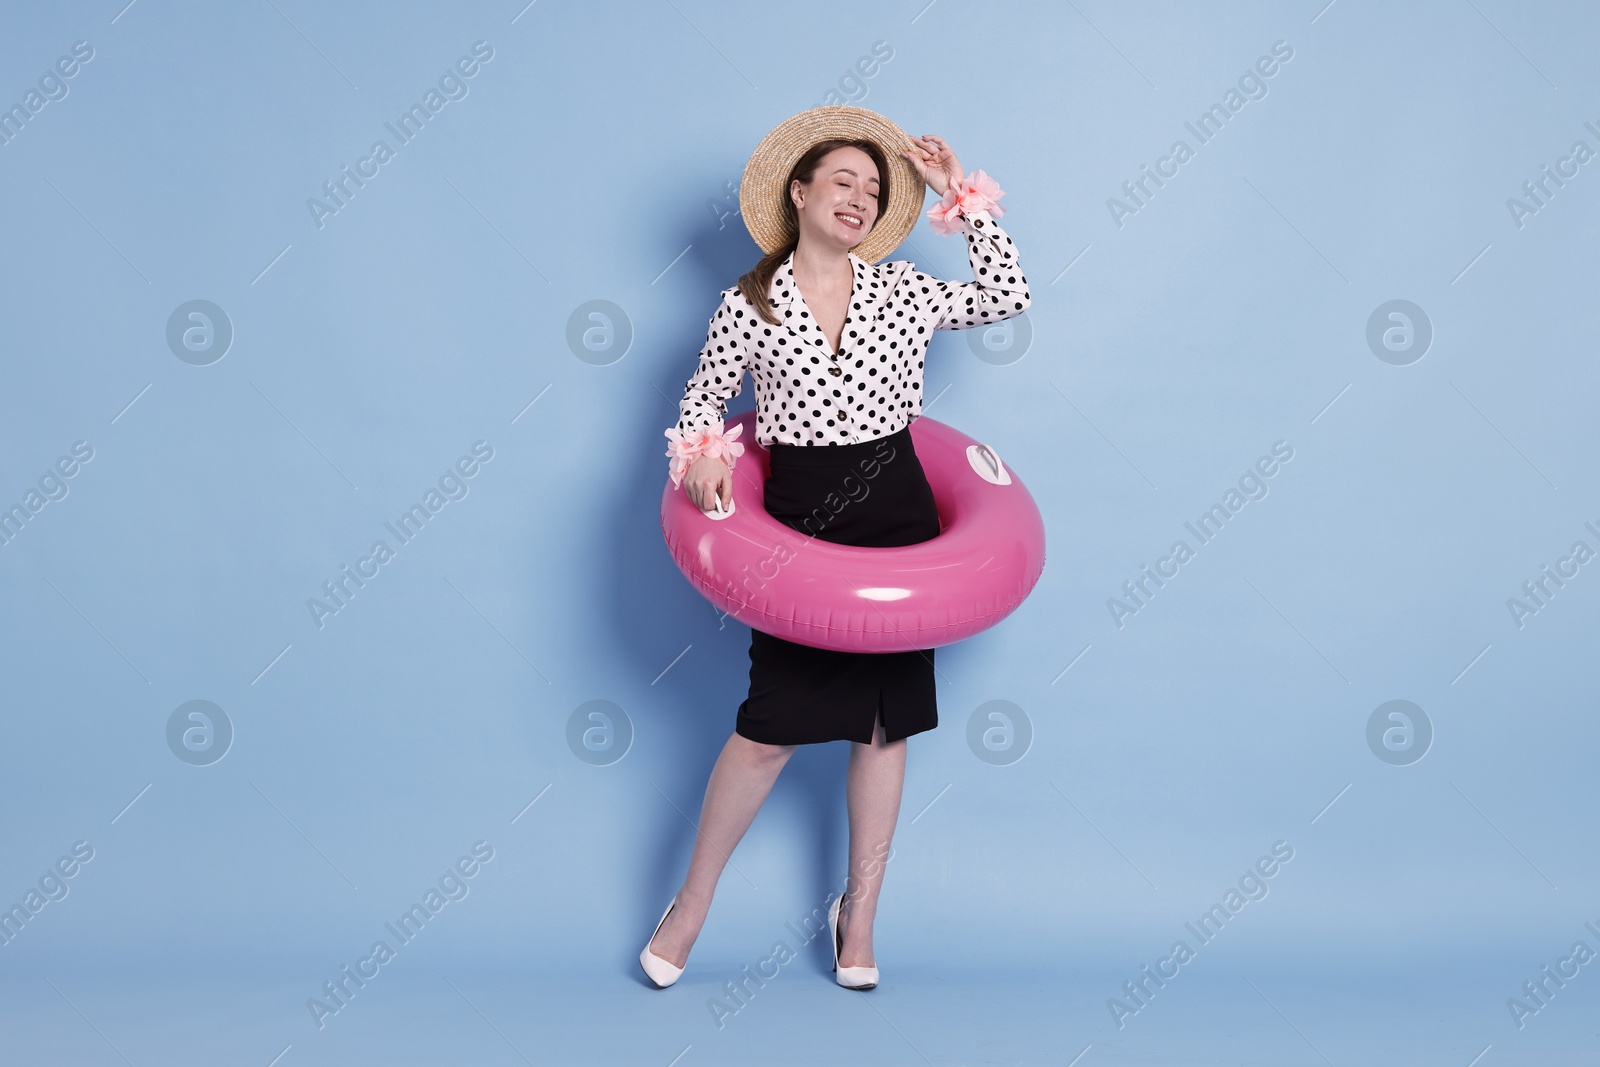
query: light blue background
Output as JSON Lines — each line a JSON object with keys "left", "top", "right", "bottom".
{"left": 1, "top": 1, "right": 1596, "bottom": 1064}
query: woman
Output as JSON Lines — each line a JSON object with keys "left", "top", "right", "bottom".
{"left": 644, "top": 106, "right": 1030, "bottom": 990}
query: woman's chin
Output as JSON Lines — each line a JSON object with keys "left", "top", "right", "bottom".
{"left": 829, "top": 224, "right": 872, "bottom": 249}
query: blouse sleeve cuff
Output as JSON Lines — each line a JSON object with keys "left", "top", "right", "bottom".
{"left": 664, "top": 419, "right": 746, "bottom": 489}
{"left": 925, "top": 169, "right": 1007, "bottom": 237}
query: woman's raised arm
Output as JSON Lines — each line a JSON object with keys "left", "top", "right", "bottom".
{"left": 899, "top": 136, "right": 1030, "bottom": 331}
{"left": 918, "top": 194, "right": 1032, "bottom": 332}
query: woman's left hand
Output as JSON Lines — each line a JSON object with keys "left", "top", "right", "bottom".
{"left": 902, "top": 134, "right": 964, "bottom": 197}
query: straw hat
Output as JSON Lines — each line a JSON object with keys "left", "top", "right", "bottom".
{"left": 739, "top": 105, "right": 925, "bottom": 265}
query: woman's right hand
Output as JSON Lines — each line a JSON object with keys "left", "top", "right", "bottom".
{"left": 684, "top": 454, "right": 732, "bottom": 512}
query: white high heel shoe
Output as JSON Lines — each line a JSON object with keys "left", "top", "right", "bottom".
{"left": 828, "top": 892, "right": 879, "bottom": 990}
{"left": 639, "top": 897, "right": 685, "bottom": 988}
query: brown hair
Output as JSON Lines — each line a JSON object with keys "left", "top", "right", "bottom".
{"left": 737, "top": 138, "right": 890, "bottom": 326}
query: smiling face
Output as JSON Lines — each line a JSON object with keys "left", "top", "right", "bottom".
{"left": 790, "top": 145, "right": 882, "bottom": 256}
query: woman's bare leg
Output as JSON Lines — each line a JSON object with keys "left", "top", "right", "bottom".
{"left": 648, "top": 732, "right": 796, "bottom": 967}
{"left": 837, "top": 711, "right": 905, "bottom": 968}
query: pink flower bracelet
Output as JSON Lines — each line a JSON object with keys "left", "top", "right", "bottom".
{"left": 925, "top": 169, "right": 1007, "bottom": 237}
{"left": 664, "top": 420, "right": 745, "bottom": 489}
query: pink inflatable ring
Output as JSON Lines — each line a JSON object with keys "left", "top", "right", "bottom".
{"left": 660, "top": 410, "right": 1046, "bottom": 653}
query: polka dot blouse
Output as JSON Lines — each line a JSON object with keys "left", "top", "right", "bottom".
{"left": 670, "top": 206, "right": 1031, "bottom": 450}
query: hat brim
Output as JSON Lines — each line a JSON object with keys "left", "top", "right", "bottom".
{"left": 739, "top": 105, "right": 925, "bottom": 266}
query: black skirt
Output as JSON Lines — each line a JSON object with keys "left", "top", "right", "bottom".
{"left": 734, "top": 424, "right": 942, "bottom": 747}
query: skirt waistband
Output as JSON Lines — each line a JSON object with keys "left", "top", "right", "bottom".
{"left": 766, "top": 425, "right": 911, "bottom": 468}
